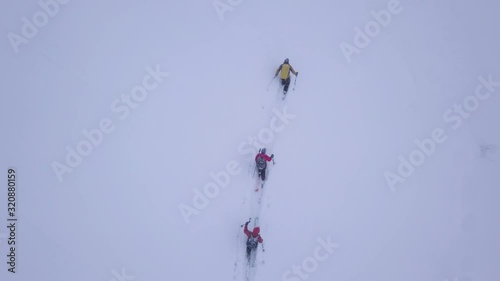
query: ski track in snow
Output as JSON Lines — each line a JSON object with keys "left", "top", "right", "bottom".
{"left": 4, "top": 2, "right": 500, "bottom": 280}
{"left": 233, "top": 88, "right": 287, "bottom": 281}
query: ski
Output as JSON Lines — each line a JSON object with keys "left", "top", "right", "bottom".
{"left": 257, "top": 181, "right": 266, "bottom": 204}
{"left": 255, "top": 179, "right": 264, "bottom": 192}
{"left": 244, "top": 218, "right": 260, "bottom": 281}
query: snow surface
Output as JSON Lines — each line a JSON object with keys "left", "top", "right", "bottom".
{"left": 1, "top": 0, "right": 500, "bottom": 281}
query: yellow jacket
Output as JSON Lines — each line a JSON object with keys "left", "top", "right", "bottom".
{"left": 275, "top": 63, "right": 297, "bottom": 79}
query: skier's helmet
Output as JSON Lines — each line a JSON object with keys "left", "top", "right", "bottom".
{"left": 284, "top": 58, "right": 289, "bottom": 64}
{"left": 261, "top": 148, "right": 266, "bottom": 154}
{"left": 253, "top": 227, "right": 260, "bottom": 235}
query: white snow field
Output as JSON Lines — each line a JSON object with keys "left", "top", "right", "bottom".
{"left": 1, "top": 0, "right": 500, "bottom": 281}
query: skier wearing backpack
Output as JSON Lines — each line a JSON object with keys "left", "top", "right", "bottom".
{"left": 274, "top": 58, "right": 298, "bottom": 95}
{"left": 244, "top": 220, "right": 264, "bottom": 260}
{"left": 255, "top": 148, "right": 274, "bottom": 181}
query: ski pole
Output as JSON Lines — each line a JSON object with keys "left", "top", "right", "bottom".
{"left": 267, "top": 76, "right": 276, "bottom": 91}
{"left": 293, "top": 74, "right": 298, "bottom": 91}
{"left": 240, "top": 218, "right": 251, "bottom": 227}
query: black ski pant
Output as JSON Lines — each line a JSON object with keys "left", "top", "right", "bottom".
{"left": 246, "top": 243, "right": 257, "bottom": 259}
{"left": 281, "top": 77, "right": 291, "bottom": 93}
{"left": 246, "top": 246, "right": 252, "bottom": 257}
{"left": 258, "top": 168, "right": 266, "bottom": 181}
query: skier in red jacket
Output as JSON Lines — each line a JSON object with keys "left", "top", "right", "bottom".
{"left": 255, "top": 148, "right": 274, "bottom": 181}
{"left": 244, "top": 220, "right": 264, "bottom": 260}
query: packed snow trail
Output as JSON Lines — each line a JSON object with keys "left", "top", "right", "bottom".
{"left": 232, "top": 218, "right": 266, "bottom": 281}
{"left": 234, "top": 80, "right": 288, "bottom": 281}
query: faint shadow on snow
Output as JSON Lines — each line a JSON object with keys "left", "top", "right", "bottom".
{"left": 479, "top": 143, "right": 497, "bottom": 161}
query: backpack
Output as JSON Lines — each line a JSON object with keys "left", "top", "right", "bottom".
{"left": 247, "top": 236, "right": 259, "bottom": 250}
{"left": 256, "top": 155, "right": 267, "bottom": 170}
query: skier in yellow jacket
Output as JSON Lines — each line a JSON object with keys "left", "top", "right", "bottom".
{"left": 274, "top": 58, "right": 298, "bottom": 95}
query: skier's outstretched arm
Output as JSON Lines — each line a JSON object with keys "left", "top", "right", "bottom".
{"left": 244, "top": 222, "right": 252, "bottom": 237}
{"left": 262, "top": 154, "right": 272, "bottom": 161}
{"left": 275, "top": 64, "right": 282, "bottom": 77}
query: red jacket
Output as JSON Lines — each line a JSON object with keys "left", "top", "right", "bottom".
{"left": 255, "top": 153, "right": 272, "bottom": 162}
{"left": 244, "top": 223, "right": 263, "bottom": 243}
